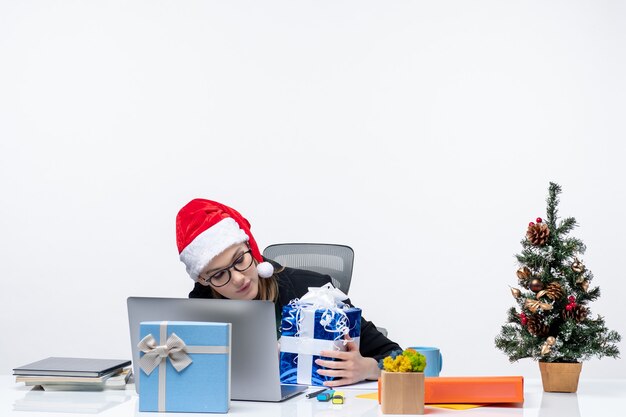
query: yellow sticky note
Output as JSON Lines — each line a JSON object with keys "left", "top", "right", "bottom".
{"left": 354, "top": 393, "right": 486, "bottom": 410}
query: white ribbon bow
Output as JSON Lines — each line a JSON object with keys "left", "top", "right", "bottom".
{"left": 138, "top": 333, "right": 192, "bottom": 375}
{"left": 299, "top": 282, "right": 349, "bottom": 307}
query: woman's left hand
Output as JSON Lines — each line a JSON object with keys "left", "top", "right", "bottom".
{"left": 315, "top": 336, "right": 381, "bottom": 387}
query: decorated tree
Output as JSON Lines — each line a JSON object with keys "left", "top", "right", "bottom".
{"left": 495, "top": 183, "right": 620, "bottom": 363}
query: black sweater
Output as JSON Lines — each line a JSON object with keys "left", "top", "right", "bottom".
{"left": 189, "top": 264, "right": 401, "bottom": 361}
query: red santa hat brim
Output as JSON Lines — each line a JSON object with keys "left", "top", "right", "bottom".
{"left": 179, "top": 217, "right": 249, "bottom": 281}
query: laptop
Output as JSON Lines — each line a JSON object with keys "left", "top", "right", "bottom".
{"left": 127, "top": 297, "right": 306, "bottom": 402}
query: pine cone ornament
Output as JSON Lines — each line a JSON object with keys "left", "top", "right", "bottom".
{"left": 562, "top": 305, "right": 588, "bottom": 322}
{"left": 537, "top": 282, "right": 564, "bottom": 301}
{"left": 527, "top": 222, "right": 550, "bottom": 246}
{"left": 526, "top": 315, "right": 549, "bottom": 336}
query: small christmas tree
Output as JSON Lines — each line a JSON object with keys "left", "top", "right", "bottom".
{"left": 495, "top": 182, "right": 621, "bottom": 363}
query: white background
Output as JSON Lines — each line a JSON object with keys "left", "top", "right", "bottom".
{"left": 1, "top": 0, "right": 624, "bottom": 379}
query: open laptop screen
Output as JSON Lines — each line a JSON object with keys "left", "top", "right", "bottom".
{"left": 127, "top": 297, "right": 305, "bottom": 401}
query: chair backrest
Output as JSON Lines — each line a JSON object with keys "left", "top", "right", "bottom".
{"left": 262, "top": 243, "right": 354, "bottom": 294}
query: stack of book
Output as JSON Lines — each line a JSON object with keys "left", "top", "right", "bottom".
{"left": 13, "top": 357, "right": 132, "bottom": 391}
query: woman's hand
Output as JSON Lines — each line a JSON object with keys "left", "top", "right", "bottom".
{"left": 315, "top": 337, "right": 381, "bottom": 387}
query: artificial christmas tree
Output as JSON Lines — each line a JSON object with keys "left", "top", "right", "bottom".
{"left": 495, "top": 183, "right": 621, "bottom": 392}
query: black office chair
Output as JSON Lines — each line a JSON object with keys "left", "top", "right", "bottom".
{"left": 263, "top": 243, "right": 354, "bottom": 294}
{"left": 262, "top": 243, "right": 388, "bottom": 337}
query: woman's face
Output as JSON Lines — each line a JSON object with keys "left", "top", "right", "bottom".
{"left": 198, "top": 243, "right": 259, "bottom": 300}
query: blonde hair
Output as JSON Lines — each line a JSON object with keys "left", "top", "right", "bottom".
{"left": 256, "top": 274, "right": 279, "bottom": 302}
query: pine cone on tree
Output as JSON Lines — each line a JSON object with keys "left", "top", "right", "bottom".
{"left": 527, "top": 223, "right": 550, "bottom": 246}
{"left": 540, "top": 282, "right": 564, "bottom": 301}
{"left": 562, "top": 305, "right": 588, "bottom": 323}
{"left": 526, "top": 315, "right": 549, "bottom": 336}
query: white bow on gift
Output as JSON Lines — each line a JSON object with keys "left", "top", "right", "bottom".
{"left": 299, "top": 283, "right": 349, "bottom": 307}
{"left": 138, "top": 333, "right": 192, "bottom": 375}
{"left": 287, "top": 283, "right": 353, "bottom": 339}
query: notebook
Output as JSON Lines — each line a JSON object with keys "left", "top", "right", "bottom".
{"left": 13, "top": 357, "right": 131, "bottom": 377}
{"left": 127, "top": 297, "right": 307, "bottom": 402}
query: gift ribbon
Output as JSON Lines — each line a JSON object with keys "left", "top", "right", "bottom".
{"left": 138, "top": 321, "right": 229, "bottom": 412}
{"left": 280, "top": 284, "right": 359, "bottom": 385}
{"left": 300, "top": 283, "right": 349, "bottom": 306}
{"left": 280, "top": 307, "right": 360, "bottom": 385}
{"left": 287, "top": 283, "right": 355, "bottom": 341}
{"left": 138, "top": 333, "right": 192, "bottom": 375}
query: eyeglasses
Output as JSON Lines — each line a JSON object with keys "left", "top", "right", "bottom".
{"left": 200, "top": 250, "right": 254, "bottom": 287}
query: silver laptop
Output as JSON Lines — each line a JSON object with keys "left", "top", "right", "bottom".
{"left": 127, "top": 297, "right": 307, "bottom": 402}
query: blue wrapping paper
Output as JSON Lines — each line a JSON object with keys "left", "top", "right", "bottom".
{"left": 138, "top": 321, "right": 230, "bottom": 413}
{"left": 279, "top": 301, "right": 361, "bottom": 386}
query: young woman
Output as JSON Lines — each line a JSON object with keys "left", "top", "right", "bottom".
{"left": 176, "top": 198, "right": 401, "bottom": 387}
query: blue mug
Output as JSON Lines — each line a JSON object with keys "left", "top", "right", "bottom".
{"left": 408, "top": 346, "right": 443, "bottom": 377}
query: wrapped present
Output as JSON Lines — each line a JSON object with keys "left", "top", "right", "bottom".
{"left": 138, "top": 321, "right": 230, "bottom": 413}
{"left": 279, "top": 283, "right": 361, "bottom": 386}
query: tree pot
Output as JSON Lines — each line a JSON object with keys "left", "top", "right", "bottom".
{"left": 538, "top": 361, "right": 582, "bottom": 393}
{"left": 380, "top": 371, "right": 425, "bottom": 415}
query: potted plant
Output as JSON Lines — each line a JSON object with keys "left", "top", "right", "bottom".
{"left": 495, "top": 183, "right": 621, "bottom": 392}
{"left": 378, "top": 348, "right": 427, "bottom": 414}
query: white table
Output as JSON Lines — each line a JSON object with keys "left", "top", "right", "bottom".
{"left": 1, "top": 376, "right": 624, "bottom": 416}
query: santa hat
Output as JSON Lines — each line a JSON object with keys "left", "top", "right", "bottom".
{"left": 175, "top": 199, "right": 274, "bottom": 281}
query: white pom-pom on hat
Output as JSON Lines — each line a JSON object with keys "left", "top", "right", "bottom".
{"left": 256, "top": 261, "right": 274, "bottom": 278}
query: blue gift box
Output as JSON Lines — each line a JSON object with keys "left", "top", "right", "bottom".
{"left": 138, "top": 321, "right": 230, "bottom": 413}
{"left": 279, "top": 304, "right": 361, "bottom": 386}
